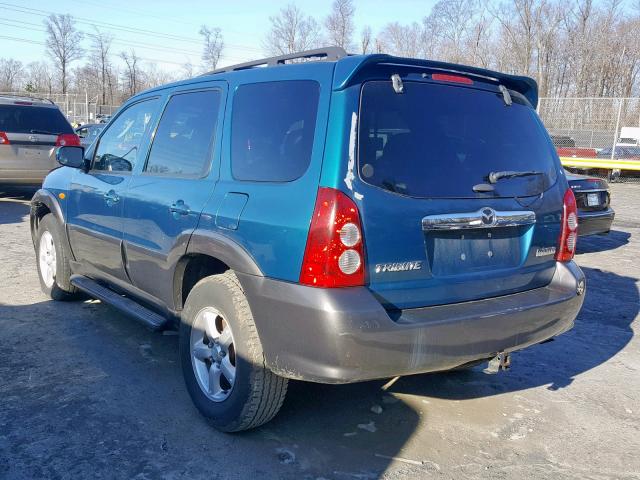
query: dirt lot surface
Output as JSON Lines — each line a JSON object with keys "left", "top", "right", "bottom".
{"left": 1, "top": 184, "right": 639, "bottom": 480}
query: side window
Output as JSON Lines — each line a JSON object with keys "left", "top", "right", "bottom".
{"left": 93, "top": 99, "right": 158, "bottom": 172}
{"left": 88, "top": 127, "right": 102, "bottom": 142}
{"left": 145, "top": 90, "right": 221, "bottom": 177}
{"left": 231, "top": 80, "right": 320, "bottom": 182}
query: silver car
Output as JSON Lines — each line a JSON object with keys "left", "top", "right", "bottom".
{"left": 75, "top": 123, "right": 105, "bottom": 148}
{"left": 0, "top": 95, "right": 79, "bottom": 185}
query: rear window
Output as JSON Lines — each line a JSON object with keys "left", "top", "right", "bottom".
{"left": 231, "top": 80, "right": 320, "bottom": 182}
{"left": 0, "top": 105, "right": 73, "bottom": 134}
{"left": 358, "top": 81, "right": 558, "bottom": 198}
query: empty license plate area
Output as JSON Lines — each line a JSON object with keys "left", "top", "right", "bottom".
{"left": 425, "top": 227, "right": 523, "bottom": 276}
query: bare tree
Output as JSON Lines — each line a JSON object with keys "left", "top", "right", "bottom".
{"left": 0, "top": 58, "right": 24, "bottom": 91}
{"left": 44, "top": 14, "right": 84, "bottom": 94}
{"left": 24, "top": 62, "right": 53, "bottom": 94}
{"left": 199, "top": 25, "right": 224, "bottom": 71}
{"left": 360, "top": 26, "right": 373, "bottom": 54}
{"left": 377, "top": 22, "right": 425, "bottom": 58}
{"left": 182, "top": 61, "right": 195, "bottom": 79}
{"left": 465, "top": 7, "right": 494, "bottom": 67}
{"left": 11, "top": 0, "right": 640, "bottom": 103}
{"left": 73, "top": 63, "right": 99, "bottom": 97}
{"left": 264, "top": 4, "right": 321, "bottom": 55}
{"left": 145, "top": 63, "right": 176, "bottom": 88}
{"left": 120, "top": 50, "right": 143, "bottom": 98}
{"left": 424, "top": 0, "right": 481, "bottom": 63}
{"left": 90, "top": 28, "right": 113, "bottom": 105}
{"left": 325, "top": 0, "right": 356, "bottom": 51}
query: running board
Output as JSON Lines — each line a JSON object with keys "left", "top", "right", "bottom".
{"left": 71, "top": 275, "right": 168, "bottom": 331}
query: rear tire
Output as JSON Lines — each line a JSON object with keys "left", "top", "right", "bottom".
{"left": 35, "top": 214, "right": 79, "bottom": 301}
{"left": 179, "top": 271, "right": 288, "bottom": 432}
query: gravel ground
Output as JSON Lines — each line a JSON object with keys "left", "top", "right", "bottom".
{"left": 0, "top": 184, "right": 638, "bottom": 480}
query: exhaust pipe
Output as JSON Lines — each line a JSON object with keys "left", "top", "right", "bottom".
{"left": 483, "top": 352, "right": 511, "bottom": 374}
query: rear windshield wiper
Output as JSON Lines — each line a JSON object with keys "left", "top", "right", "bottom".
{"left": 30, "top": 129, "right": 62, "bottom": 135}
{"left": 488, "top": 170, "right": 544, "bottom": 184}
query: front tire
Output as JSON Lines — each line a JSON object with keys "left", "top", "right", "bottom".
{"left": 179, "top": 271, "right": 288, "bottom": 432}
{"left": 35, "top": 214, "right": 78, "bottom": 301}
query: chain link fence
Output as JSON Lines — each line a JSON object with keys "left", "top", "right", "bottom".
{"left": 538, "top": 97, "right": 640, "bottom": 182}
{"left": 0, "top": 91, "right": 121, "bottom": 126}
{"left": 3, "top": 90, "right": 640, "bottom": 182}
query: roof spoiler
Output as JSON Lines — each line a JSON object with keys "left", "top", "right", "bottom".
{"left": 332, "top": 54, "right": 539, "bottom": 109}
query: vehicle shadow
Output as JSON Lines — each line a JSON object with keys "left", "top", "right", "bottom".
{"left": 387, "top": 266, "right": 637, "bottom": 400}
{"left": 576, "top": 230, "right": 631, "bottom": 254}
{"left": 0, "top": 199, "right": 30, "bottom": 226}
{"left": 0, "top": 186, "right": 38, "bottom": 199}
{"left": 0, "top": 298, "right": 419, "bottom": 480}
{"left": 0, "top": 187, "right": 37, "bottom": 226}
{"left": 1, "top": 266, "right": 634, "bottom": 479}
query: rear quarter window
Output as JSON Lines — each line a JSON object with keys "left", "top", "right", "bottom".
{"left": 0, "top": 105, "right": 73, "bottom": 134}
{"left": 231, "top": 80, "right": 320, "bottom": 182}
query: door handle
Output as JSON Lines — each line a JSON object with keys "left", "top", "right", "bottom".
{"left": 170, "top": 200, "right": 191, "bottom": 216}
{"left": 103, "top": 190, "right": 120, "bottom": 205}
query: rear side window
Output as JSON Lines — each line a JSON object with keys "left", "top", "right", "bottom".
{"left": 231, "top": 80, "right": 320, "bottom": 182}
{"left": 358, "top": 81, "right": 558, "bottom": 198}
{"left": 145, "top": 90, "right": 221, "bottom": 177}
{"left": 0, "top": 105, "right": 72, "bottom": 134}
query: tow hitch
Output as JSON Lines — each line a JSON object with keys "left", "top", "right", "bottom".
{"left": 483, "top": 352, "right": 511, "bottom": 374}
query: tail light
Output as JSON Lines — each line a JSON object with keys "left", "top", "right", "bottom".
{"left": 56, "top": 133, "right": 81, "bottom": 147}
{"left": 0, "top": 132, "right": 10, "bottom": 145}
{"left": 300, "top": 187, "right": 365, "bottom": 288}
{"left": 555, "top": 188, "right": 578, "bottom": 262}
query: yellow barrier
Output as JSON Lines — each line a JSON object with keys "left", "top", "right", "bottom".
{"left": 560, "top": 156, "right": 640, "bottom": 171}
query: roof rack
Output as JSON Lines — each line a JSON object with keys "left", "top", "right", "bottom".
{"left": 203, "top": 47, "right": 347, "bottom": 75}
{"left": 0, "top": 94, "right": 55, "bottom": 105}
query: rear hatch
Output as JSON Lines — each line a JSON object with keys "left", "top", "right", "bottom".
{"left": 352, "top": 76, "right": 565, "bottom": 310}
{"left": 0, "top": 103, "right": 71, "bottom": 171}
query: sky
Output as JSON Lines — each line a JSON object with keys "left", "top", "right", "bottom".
{"left": 0, "top": 0, "right": 439, "bottom": 72}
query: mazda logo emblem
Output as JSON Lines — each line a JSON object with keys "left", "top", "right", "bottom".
{"left": 481, "top": 207, "right": 496, "bottom": 226}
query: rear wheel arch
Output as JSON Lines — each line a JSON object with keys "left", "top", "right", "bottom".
{"left": 175, "top": 230, "right": 264, "bottom": 311}
{"left": 173, "top": 254, "right": 230, "bottom": 311}
{"left": 186, "top": 230, "right": 263, "bottom": 277}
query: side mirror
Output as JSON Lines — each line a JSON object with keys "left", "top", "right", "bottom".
{"left": 56, "top": 146, "right": 85, "bottom": 169}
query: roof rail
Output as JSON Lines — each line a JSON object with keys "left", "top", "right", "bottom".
{"left": 0, "top": 94, "right": 55, "bottom": 105}
{"left": 203, "top": 47, "right": 347, "bottom": 76}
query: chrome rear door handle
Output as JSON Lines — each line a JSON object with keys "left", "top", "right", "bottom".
{"left": 170, "top": 200, "right": 191, "bottom": 216}
{"left": 103, "top": 190, "right": 120, "bottom": 205}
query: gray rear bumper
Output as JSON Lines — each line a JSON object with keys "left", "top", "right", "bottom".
{"left": 238, "top": 261, "right": 585, "bottom": 384}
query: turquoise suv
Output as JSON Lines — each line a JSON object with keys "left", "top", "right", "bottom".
{"left": 30, "top": 48, "right": 585, "bottom": 431}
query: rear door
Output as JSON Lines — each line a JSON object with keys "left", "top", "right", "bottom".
{"left": 0, "top": 104, "right": 71, "bottom": 180}
{"left": 121, "top": 84, "right": 225, "bottom": 303}
{"left": 353, "top": 78, "right": 566, "bottom": 310}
